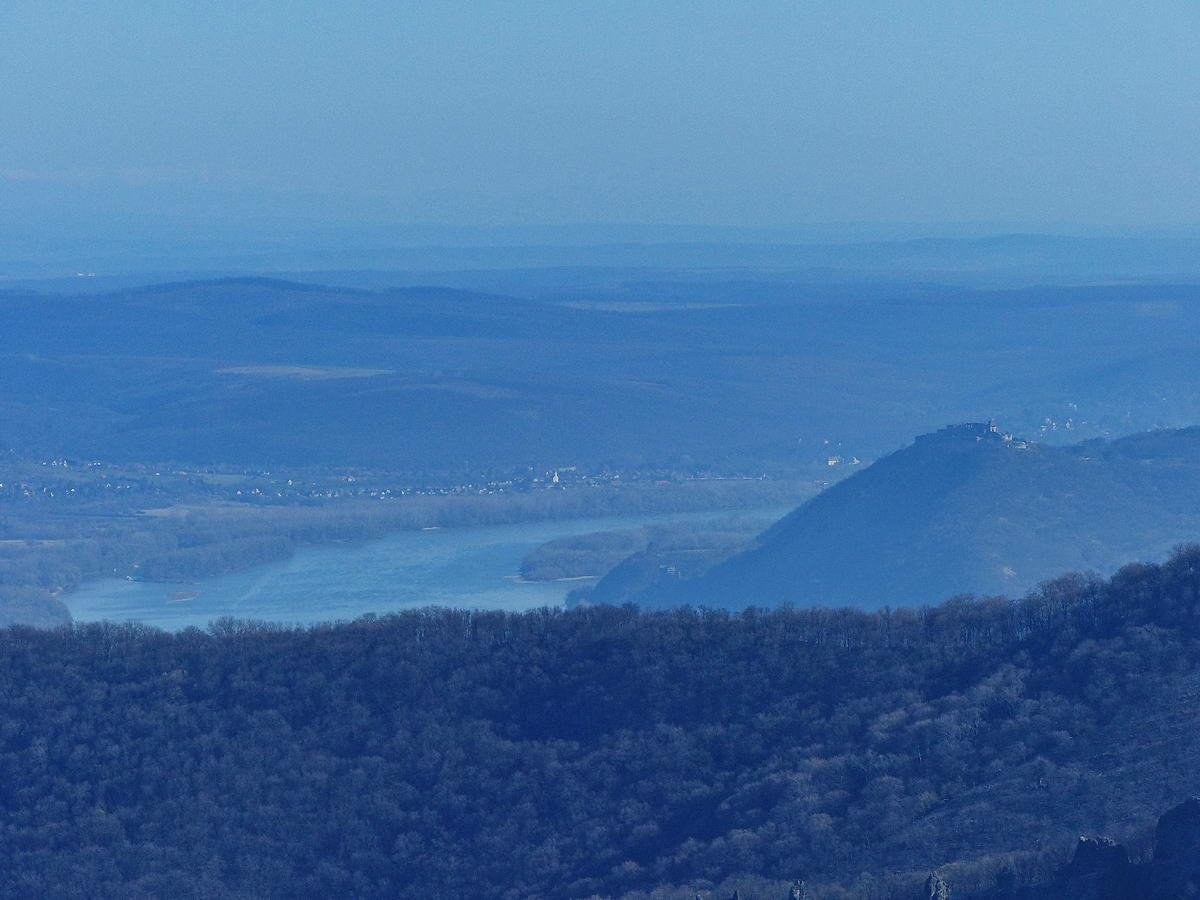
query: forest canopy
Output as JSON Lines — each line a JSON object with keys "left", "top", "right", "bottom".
{"left": 3, "top": 546, "right": 1200, "bottom": 898}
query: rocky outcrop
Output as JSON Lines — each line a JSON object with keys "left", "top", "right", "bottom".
{"left": 1062, "top": 836, "right": 1128, "bottom": 878}
{"left": 1044, "top": 836, "right": 1135, "bottom": 899}
{"left": 962, "top": 797, "right": 1200, "bottom": 899}
{"left": 788, "top": 880, "right": 808, "bottom": 900}
{"left": 925, "top": 872, "right": 949, "bottom": 899}
{"left": 1154, "top": 796, "right": 1200, "bottom": 864}
{"left": 1149, "top": 797, "right": 1200, "bottom": 897}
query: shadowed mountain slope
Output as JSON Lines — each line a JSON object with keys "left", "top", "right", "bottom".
{"left": 627, "top": 424, "right": 1200, "bottom": 609}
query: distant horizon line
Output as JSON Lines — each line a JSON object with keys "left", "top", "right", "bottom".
{"left": 10, "top": 220, "right": 1200, "bottom": 243}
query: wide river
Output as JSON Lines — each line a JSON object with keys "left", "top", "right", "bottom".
{"left": 65, "top": 507, "right": 790, "bottom": 630}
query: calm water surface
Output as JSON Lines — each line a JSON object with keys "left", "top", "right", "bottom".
{"left": 66, "top": 507, "right": 789, "bottom": 630}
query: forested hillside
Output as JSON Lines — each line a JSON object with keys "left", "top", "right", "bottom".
{"left": 7, "top": 276, "right": 1200, "bottom": 472}
{"left": 619, "top": 424, "right": 1200, "bottom": 609}
{"left": 4, "top": 547, "right": 1200, "bottom": 898}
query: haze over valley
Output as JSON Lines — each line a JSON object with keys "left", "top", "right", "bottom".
{"left": 9, "top": 1, "right": 1200, "bottom": 897}
{"left": 9, "top": 227, "right": 1200, "bottom": 900}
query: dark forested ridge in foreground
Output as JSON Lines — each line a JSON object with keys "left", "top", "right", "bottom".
{"left": 5, "top": 547, "right": 1200, "bottom": 898}
{"left": 609, "top": 423, "right": 1200, "bottom": 611}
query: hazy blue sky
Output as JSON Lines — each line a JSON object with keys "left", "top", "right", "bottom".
{"left": 3, "top": 1, "right": 1200, "bottom": 231}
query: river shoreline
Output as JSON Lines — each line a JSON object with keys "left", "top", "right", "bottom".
{"left": 64, "top": 505, "right": 795, "bottom": 630}
{"left": 56, "top": 479, "right": 814, "bottom": 602}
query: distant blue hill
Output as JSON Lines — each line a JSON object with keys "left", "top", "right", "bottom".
{"left": 6, "top": 276, "right": 1200, "bottom": 474}
{"left": 617, "top": 424, "right": 1200, "bottom": 609}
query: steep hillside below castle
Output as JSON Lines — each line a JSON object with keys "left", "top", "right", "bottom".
{"left": 615, "top": 423, "right": 1200, "bottom": 609}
